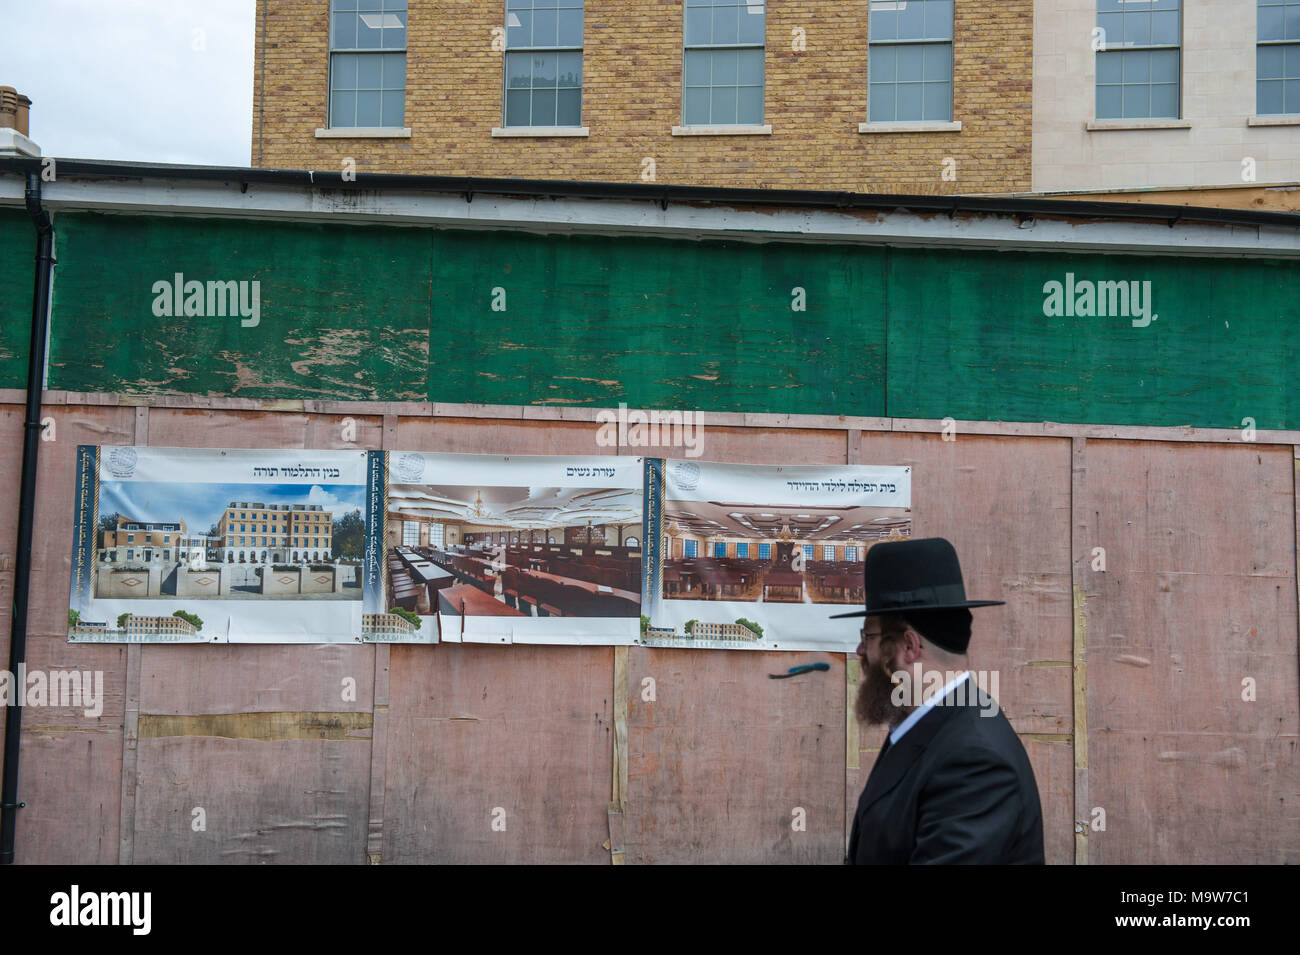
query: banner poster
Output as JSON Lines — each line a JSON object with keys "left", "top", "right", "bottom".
{"left": 644, "top": 459, "right": 912, "bottom": 652}
{"left": 66, "top": 446, "right": 416, "bottom": 644}
{"left": 385, "top": 451, "right": 644, "bottom": 645}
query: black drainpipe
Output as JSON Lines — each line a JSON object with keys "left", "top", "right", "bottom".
{"left": 1, "top": 171, "right": 55, "bottom": 864}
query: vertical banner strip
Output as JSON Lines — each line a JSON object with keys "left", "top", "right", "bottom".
{"left": 68, "top": 445, "right": 98, "bottom": 636}
{"left": 641, "top": 457, "right": 663, "bottom": 625}
{"left": 363, "top": 450, "right": 386, "bottom": 618}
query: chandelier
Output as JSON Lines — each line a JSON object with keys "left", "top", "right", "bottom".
{"left": 775, "top": 520, "right": 796, "bottom": 542}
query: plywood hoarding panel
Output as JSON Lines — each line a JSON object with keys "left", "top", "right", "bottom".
{"left": 383, "top": 643, "right": 615, "bottom": 863}
{"left": 626, "top": 646, "right": 846, "bottom": 863}
{"left": 1080, "top": 440, "right": 1299, "bottom": 863}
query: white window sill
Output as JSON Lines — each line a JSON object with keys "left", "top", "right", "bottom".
{"left": 491, "top": 126, "right": 590, "bottom": 137}
{"left": 671, "top": 124, "right": 772, "bottom": 136}
{"left": 1248, "top": 114, "right": 1300, "bottom": 126}
{"left": 858, "top": 121, "right": 961, "bottom": 133}
{"left": 1086, "top": 119, "right": 1191, "bottom": 131}
{"left": 315, "top": 127, "right": 412, "bottom": 138}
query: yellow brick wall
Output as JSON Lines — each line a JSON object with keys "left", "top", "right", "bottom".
{"left": 253, "top": 2, "right": 1026, "bottom": 193}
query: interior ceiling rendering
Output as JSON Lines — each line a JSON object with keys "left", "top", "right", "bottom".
{"left": 661, "top": 501, "right": 911, "bottom": 541}
{"left": 388, "top": 485, "right": 640, "bottom": 530}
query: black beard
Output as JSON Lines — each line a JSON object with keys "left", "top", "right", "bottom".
{"left": 855, "top": 657, "right": 914, "bottom": 727}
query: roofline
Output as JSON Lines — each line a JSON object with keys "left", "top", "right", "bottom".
{"left": 3, "top": 156, "right": 1298, "bottom": 231}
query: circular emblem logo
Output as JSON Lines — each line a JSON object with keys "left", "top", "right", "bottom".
{"left": 107, "top": 446, "right": 138, "bottom": 479}
{"left": 670, "top": 461, "right": 700, "bottom": 491}
{"left": 394, "top": 452, "right": 425, "bottom": 483}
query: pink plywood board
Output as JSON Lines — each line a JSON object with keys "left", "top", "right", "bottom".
{"left": 382, "top": 643, "right": 615, "bottom": 863}
{"left": 131, "top": 736, "right": 371, "bottom": 864}
{"left": 1079, "top": 440, "right": 1300, "bottom": 862}
{"left": 626, "top": 647, "right": 846, "bottom": 863}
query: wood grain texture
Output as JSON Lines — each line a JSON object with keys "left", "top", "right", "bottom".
{"left": 1079, "top": 440, "right": 1300, "bottom": 863}
{"left": 382, "top": 643, "right": 615, "bottom": 863}
{"left": 131, "top": 734, "right": 371, "bottom": 864}
{"left": 626, "top": 647, "right": 845, "bottom": 863}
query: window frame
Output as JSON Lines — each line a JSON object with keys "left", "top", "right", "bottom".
{"left": 502, "top": 0, "right": 586, "bottom": 129}
{"left": 681, "top": 0, "right": 768, "bottom": 127}
{"left": 866, "top": 0, "right": 956, "bottom": 125}
{"left": 1258, "top": 0, "right": 1300, "bottom": 115}
{"left": 1094, "top": 0, "right": 1183, "bottom": 121}
{"left": 327, "top": 0, "right": 409, "bottom": 130}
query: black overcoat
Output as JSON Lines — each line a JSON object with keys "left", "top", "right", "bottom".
{"left": 847, "top": 679, "right": 1045, "bottom": 864}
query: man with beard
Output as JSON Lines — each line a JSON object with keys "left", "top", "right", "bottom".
{"left": 833, "top": 537, "right": 1044, "bottom": 864}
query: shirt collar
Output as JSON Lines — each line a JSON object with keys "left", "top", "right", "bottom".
{"left": 889, "top": 670, "right": 971, "bottom": 746}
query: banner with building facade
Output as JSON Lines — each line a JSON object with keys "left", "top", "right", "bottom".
{"left": 642, "top": 459, "right": 912, "bottom": 652}
{"left": 385, "top": 451, "right": 643, "bottom": 645}
{"left": 67, "top": 445, "right": 432, "bottom": 643}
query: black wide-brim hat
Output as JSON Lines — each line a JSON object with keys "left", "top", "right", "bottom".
{"left": 829, "top": 536, "right": 1005, "bottom": 619}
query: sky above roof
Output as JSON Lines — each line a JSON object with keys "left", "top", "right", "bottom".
{"left": 1, "top": 0, "right": 255, "bottom": 166}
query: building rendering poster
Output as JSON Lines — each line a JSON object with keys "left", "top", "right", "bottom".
{"left": 66, "top": 445, "right": 425, "bottom": 643}
{"left": 385, "top": 451, "right": 644, "bottom": 645}
{"left": 645, "top": 459, "right": 913, "bottom": 652}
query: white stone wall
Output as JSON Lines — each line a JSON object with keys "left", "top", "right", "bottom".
{"left": 1034, "top": 0, "right": 1300, "bottom": 191}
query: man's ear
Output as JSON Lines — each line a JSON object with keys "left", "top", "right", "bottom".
{"left": 903, "top": 628, "right": 924, "bottom": 665}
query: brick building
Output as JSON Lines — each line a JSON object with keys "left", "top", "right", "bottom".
{"left": 691, "top": 620, "right": 760, "bottom": 640}
{"left": 252, "top": 0, "right": 1033, "bottom": 193}
{"left": 100, "top": 515, "right": 206, "bottom": 566}
{"left": 217, "top": 501, "right": 334, "bottom": 564}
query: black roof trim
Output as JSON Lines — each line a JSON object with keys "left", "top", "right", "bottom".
{"left": 2, "top": 155, "right": 1298, "bottom": 230}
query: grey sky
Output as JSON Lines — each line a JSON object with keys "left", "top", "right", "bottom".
{"left": 1, "top": 0, "right": 255, "bottom": 166}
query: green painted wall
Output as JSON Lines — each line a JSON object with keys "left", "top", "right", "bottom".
{"left": 0, "top": 208, "right": 34, "bottom": 386}
{"left": 47, "top": 213, "right": 429, "bottom": 400}
{"left": 431, "top": 230, "right": 887, "bottom": 413}
{"left": 2, "top": 210, "right": 1294, "bottom": 430}
{"left": 886, "top": 247, "right": 1299, "bottom": 430}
